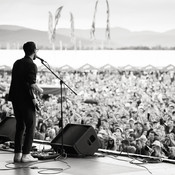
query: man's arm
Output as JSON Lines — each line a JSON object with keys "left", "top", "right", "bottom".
{"left": 31, "top": 83, "right": 43, "bottom": 94}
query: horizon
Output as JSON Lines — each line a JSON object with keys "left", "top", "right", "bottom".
{"left": 1, "top": 23, "right": 175, "bottom": 50}
{"left": 1, "top": 24, "right": 175, "bottom": 33}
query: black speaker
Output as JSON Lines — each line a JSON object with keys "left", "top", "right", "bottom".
{"left": 51, "top": 124, "right": 100, "bottom": 156}
{"left": 0, "top": 117, "right": 16, "bottom": 143}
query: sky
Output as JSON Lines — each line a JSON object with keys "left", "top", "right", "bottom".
{"left": 0, "top": 0, "right": 175, "bottom": 32}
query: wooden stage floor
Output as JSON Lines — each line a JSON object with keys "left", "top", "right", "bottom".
{"left": 1, "top": 148, "right": 175, "bottom": 175}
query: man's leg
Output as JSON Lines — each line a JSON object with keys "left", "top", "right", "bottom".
{"left": 12, "top": 102, "right": 25, "bottom": 162}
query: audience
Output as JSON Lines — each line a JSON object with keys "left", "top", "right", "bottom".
{"left": 1, "top": 67, "right": 175, "bottom": 159}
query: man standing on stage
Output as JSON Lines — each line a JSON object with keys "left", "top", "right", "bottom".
{"left": 8, "top": 41, "right": 43, "bottom": 163}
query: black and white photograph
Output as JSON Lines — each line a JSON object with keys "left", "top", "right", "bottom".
{"left": 0, "top": 0, "right": 175, "bottom": 175}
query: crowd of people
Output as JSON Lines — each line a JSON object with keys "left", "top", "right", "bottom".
{"left": 1, "top": 67, "right": 175, "bottom": 159}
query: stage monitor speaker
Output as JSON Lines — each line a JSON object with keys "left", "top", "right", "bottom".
{"left": 51, "top": 124, "right": 100, "bottom": 156}
{"left": 0, "top": 117, "right": 16, "bottom": 143}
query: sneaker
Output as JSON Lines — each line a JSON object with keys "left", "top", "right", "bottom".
{"left": 14, "top": 153, "right": 22, "bottom": 163}
{"left": 21, "top": 154, "right": 38, "bottom": 163}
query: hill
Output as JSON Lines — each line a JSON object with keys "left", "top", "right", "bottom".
{"left": 0, "top": 25, "right": 175, "bottom": 49}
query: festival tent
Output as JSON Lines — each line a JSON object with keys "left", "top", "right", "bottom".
{"left": 122, "top": 64, "right": 136, "bottom": 71}
{"left": 77, "top": 63, "right": 98, "bottom": 72}
{"left": 0, "top": 65, "right": 11, "bottom": 72}
{"left": 142, "top": 64, "right": 157, "bottom": 71}
{"left": 99, "top": 64, "right": 117, "bottom": 72}
{"left": 37, "top": 65, "right": 58, "bottom": 72}
{"left": 162, "top": 64, "right": 175, "bottom": 71}
{"left": 58, "top": 64, "right": 74, "bottom": 72}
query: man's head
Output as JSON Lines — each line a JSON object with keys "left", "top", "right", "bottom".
{"left": 23, "top": 41, "right": 37, "bottom": 56}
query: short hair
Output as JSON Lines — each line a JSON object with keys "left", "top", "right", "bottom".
{"left": 23, "top": 41, "right": 36, "bottom": 56}
{"left": 121, "top": 139, "right": 130, "bottom": 146}
{"left": 130, "top": 133, "right": 136, "bottom": 139}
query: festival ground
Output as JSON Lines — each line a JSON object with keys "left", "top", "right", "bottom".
{"left": 1, "top": 146, "right": 175, "bottom": 175}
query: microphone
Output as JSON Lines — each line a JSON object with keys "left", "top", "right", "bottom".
{"left": 35, "top": 55, "right": 46, "bottom": 63}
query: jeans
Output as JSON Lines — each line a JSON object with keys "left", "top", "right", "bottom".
{"left": 12, "top": 101, "right": 36, "bottom": 154}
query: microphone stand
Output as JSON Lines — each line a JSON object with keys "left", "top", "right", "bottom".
{"left": 38, "top": 59, "right": 77, "bottom": 157}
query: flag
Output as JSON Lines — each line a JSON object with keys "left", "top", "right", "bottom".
{"left": 54, "top": 6, "right": 63, "bottom": 28}
{"left": 90, "top": 0, "right": 98, "bottom": 40}
{"left": 53, "top": 6, "right": 63, "bottom": 41}
{"left": 105, "top": 0, "right": 110, "bottom": 40}
{"left": 48, "top": 11, "right": 53, "bottom": 42}
{"left": 70, "top": 12, "right": 75, "bottom": 43}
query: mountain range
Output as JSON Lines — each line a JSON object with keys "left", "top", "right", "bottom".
{"left": 0, "top": 25, "right": 175, "bottom": 49}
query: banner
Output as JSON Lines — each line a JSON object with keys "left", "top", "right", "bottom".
{"left": 48, "top": 11, "right": 53, "bottom": 43}
{"left": 54, "top": 6, "right": 63, "bottom": 29}
{"left": 70, "top": 12, "right": 75, "bottom": 43}
{"left": 105, "top": 0, "right": 110, "bottom": 40}
{"left": 52, "top": 6, "right": 63, "bottom": 41}
{"left": 48, "top": 6, "right": 63, "bottom": 45}
{"left": 90, "top": 0, "right": 99, "bottom": 40}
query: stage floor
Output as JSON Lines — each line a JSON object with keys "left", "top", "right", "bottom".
{"left": 0, "top": 149, "right": 175, "bottom": 175}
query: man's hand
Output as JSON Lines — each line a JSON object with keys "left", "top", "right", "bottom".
{"left": 32, "top": 98, "right": 40, "bottom": 111}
